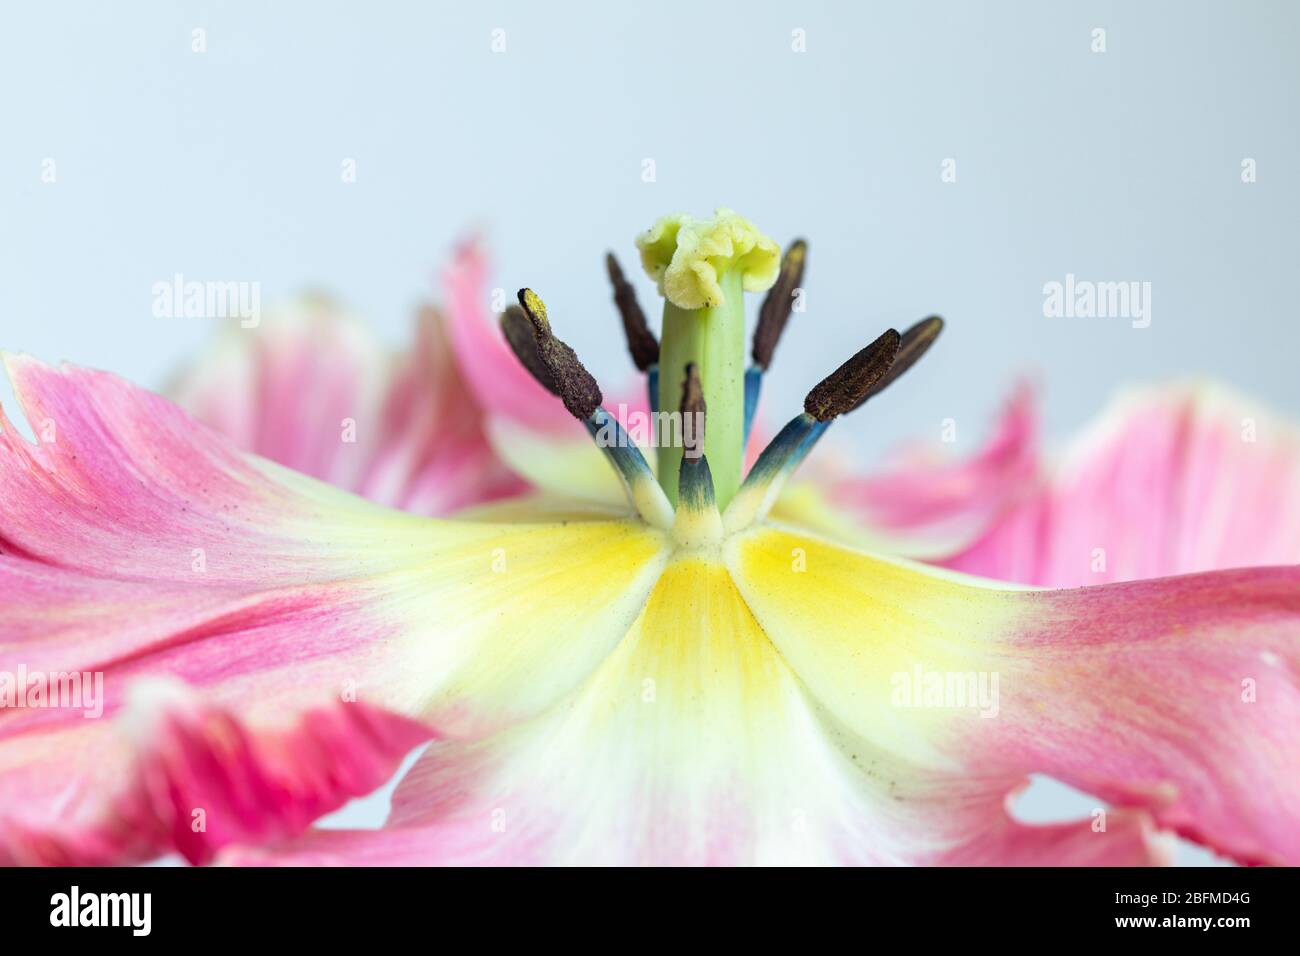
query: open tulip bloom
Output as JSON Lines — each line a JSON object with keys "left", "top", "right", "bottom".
{"left": 1, "top": 208, "right": 1297, "bottom": 868}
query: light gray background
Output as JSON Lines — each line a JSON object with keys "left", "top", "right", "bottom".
{"left": 5, "top": 0, "right": 1296, "bottom": 865}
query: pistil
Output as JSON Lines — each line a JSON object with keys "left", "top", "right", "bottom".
{"left": 636, "top": 209, "right": 781, "bottom": 508}
{"left": 656, "top": 269, "right": 746, "bottom": 506}
{"left": 506, "top": 215, "right": 945, "bottom": 539}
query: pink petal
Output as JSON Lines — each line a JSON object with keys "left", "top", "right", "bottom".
{"left": 172, "top": 297, "right": 525, "bottom": 517}
{"left": 3, "top": 355, "right": 395, "bottom": 584}
{"left": 970, "top": 568, "right": 1300, "bottom": 865}
{"left": 729, "top": 526, "right": 1300, "bottom": 866}
{"left": 944, "top": 382, "right": 1300, "bottom": 585}
{"left": 0, "top": 681, "right": 428, "bottom": 866}
{"left": 0, "top": 357, "right": 669, "bottom": 864}
{"left": 352, "top": 306, "right": 525, "bottom": 514}
{"left": 441, "top": 238, "right": 576, "bottom": 434}
{"left": 169, "top": 297, "right": 387, "bottom": 493}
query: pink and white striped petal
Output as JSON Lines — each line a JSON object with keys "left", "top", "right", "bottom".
{"left": 441, "top": 239, "right": 579, "bottom": 436}
{"left": 0, "top": 357, "right": 671, "bottom": 863}
{"left": 352, "top": 305, "right": 525, "bottom": 514}
{"left": 730, "top": 527, "right": 1300, "bottom": 866}
{"left": 0, "top": 680, "right": 429, "bottom": 866}
{"left": 168, "top": 296, "right": 388, "bottom": 494}
{"left": 171, "top": 296, "right": 524, "bottom": 516}
{"left": 943, "top": 382, "right": 1300, "bottom": 585}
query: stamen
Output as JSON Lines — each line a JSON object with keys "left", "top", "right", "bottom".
{"left": 672, "top": 362, "right": 722, "bottom": 548}
{"left": 606, "top": 252, "right": 661, "bottom": 415}
{"left": 679, "top": 362, "right": 705, "bottom": 461}
{"left": 515, "top": 289, "right": 673, "bottom": 529}
{"left": 804, "top": 328, "right": 902, "bottom": 421}
{"left": 751, "top": 239, "right": 807, "bottom": 371}
{"left": 722, "top": 413, "right": 825, "bottom": 534}
{"left": 672, "top": 454, "right": 722, "bottom": 548}
{"left": 745, "top": 239, "right": 807, "bottom": 442}
{"left": 517, "top": 289, "right": 603, "bottom": 420}
{"left": 724, "top": 328, "right": 900, "bottom": 533}
{"left": 743, "top": 366, "right": 761, "bottom": 444}
{"left": 585, "top": 410, "right": 674, "bottom": 529}
{"left": 852, "top": 315, "right": 943, "bottom": 408}
{"left": 500, "top": 305, "right": 558, "bottom": 394}
{"left": 606, "top": 253, "right": 659, "bottom": 372}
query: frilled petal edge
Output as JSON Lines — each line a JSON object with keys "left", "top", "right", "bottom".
{"left": 0, "top": 356, "right": 671, "bottom": 863}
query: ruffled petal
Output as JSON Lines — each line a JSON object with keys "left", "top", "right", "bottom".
{"left": 944, "top": 382, "right": 1300, "bottom": 585}
{"left": 0, "top": 680, "right": 429, "bottom": 865}
{"left": 441, "top": 239, "right": 577, "bottom": 435}
{"left": 0, "top": 357, "right": 670, "bottom": 863}
{"left": 171, "top": 296, "right": 523, "bottom": 516}
{"left": 772, "top": 383, "right": 1039, "bottom": 559}
{"left": 353, "top": 305, "right": 525, "bottom": 514}
{"left": 168, "top": 296, "right": 388, "bottom": 493}
{"left": 728, "top": 525, "right": 1300, "bottom": 865}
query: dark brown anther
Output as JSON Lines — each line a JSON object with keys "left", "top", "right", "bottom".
{"left": 679, "top": 362, "right": 706, "bottom": 459}
{"left": 804, "top": 328, "right": 901, "bottom": 422}
{"left": 854, "top": 315, "right": 944, "bottom": 408}
{"left": 517, "top": 289, "right": 603, "bottom": 420}
{"left": 751, "top": 238, "right": 808, "bottom": 370}
{"left": 606, "top": 252, "right": 659, "bottom": 371}
{"left": 501, "top": 304, "right": 559, "bottom": 395}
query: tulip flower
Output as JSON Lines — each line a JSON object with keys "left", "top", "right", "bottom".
{"left": 1, "top": 209, "right": 1297, "bottom": 867}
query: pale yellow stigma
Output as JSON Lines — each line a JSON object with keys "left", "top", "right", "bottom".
{"left": 635, "top": 208, "right": 780, "bottom": 310}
